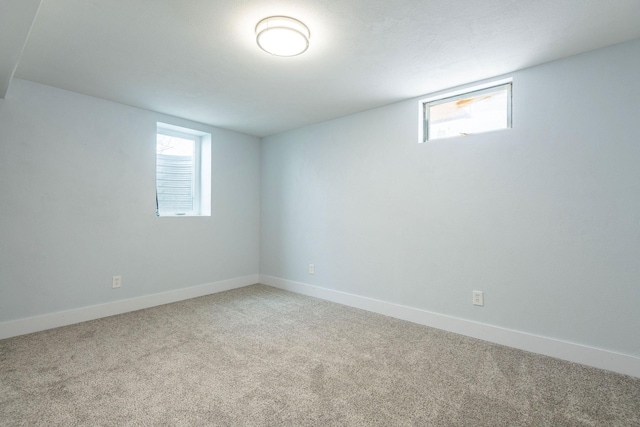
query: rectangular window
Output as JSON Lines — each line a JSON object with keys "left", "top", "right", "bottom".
{"left": 422, "top": 82, "right": 512, "bottom": 141}
{"left": 156, "top": 123, "right": 211, "bottom": 217}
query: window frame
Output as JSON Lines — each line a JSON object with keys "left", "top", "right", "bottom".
{"left": 420, "top": 80, "right": 512, "bottom": 142}
{"left": 155, "top": 122, "right": 211, "bottom": 217}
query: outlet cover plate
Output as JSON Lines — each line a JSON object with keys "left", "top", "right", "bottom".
{"left": 472, "top": 290, "right": 483, "bottom": 306}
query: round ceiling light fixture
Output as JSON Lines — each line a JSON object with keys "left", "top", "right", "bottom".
{"left": 255, "top": 16, "right": 310, "bottom": 57}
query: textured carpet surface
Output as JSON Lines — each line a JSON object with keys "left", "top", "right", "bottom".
{"left": 1, "top": 284, "right": 639, "bottom": 426}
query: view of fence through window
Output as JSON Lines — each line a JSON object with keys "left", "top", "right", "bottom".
{"left": 156, "top": 133, "right": 196, "bottom": 215}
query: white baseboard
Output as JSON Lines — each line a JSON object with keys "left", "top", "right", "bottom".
{"left": 260, "top": 275, "right": 640, "bottom": 379}
{"left": 0, "top": 274, "right": 259, "bottom": 340}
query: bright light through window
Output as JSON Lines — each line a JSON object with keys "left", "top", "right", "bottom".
{"left": 156, "top": 134, "right": 195, "bottom": 157}
{"left": 424, "top": 83, "right": 512, "bottom": 141}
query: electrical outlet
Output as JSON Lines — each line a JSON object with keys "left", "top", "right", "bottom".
{"left": 308, "top": 264, "right": 315, "bottom": 275}
{"left": 112, "top": 275, "right": 122, "bottom": 289}
{"left": 472, "top": 290, "right": 483, "bottom": 306}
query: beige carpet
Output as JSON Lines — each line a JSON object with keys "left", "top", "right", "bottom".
{"left": 1, "top": 284, "right": 639, "bottom": 426}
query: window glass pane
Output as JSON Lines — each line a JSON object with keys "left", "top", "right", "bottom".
{"left": 156, "top": 134, "right": 195, "bottom": 215}
{"left": 427, "top": 84, "right": 510, "bottom": 140}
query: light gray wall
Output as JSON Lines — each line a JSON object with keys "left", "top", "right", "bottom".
{"left": 0, "top": 79, "right": 260, "bottom": 322}
{"left": 261, "top": 39, "right": 640, "bottom": 357}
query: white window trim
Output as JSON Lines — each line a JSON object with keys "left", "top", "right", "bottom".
{"left": 418, "top": 77, "right": 513, "bottom": 143}
{"left": 156, "top": 122, "right": 211, "bottom": 217}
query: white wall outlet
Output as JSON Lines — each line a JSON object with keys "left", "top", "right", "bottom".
{"left": 112, "top": 275, "right": 122, "bottom": 289}
{"left": 472, "top": 290, "right": 483, "bottom": 306}
{"left": 308, "top": 264, "right": 315, "bottom": 275}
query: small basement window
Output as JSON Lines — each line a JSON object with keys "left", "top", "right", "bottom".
{"left": 422, "top": 82, "right": 512, "bottom": 141}
{"left": 156, "top": 123, "right": 211, "bottom": 217}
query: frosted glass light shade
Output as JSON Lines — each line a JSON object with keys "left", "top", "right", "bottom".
{"left": 256, "top": 16, "right": 310, "bottom": 57}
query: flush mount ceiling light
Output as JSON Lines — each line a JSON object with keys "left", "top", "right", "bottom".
{"left": 255, "top": 16, "right": 310, "bottom": 57}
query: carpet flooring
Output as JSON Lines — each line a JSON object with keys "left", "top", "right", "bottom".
{"left": 1, "top": 284, "right": 639, "bottom": 426}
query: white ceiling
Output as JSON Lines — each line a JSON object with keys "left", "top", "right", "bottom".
{"left": 4, "top": 0, "right": 640, "bottom": 137}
